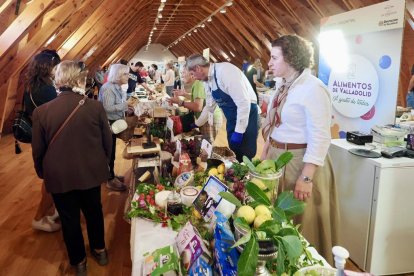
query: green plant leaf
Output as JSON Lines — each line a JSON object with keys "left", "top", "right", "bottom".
{"left": 243, "top": 156, "right": 256, "bottom": 172}
{"left": 238, "top": 235, "right": 259, "bottom": 276}
{"left": 281, "top": 235, "right": 303, "bottom": 263}
{"left": 252, "top": 158, "right": 261, "bottom": 166}
{"left": 276, "top": 238, "right": 285, "bottom": 275}
{"left": 275, "top": 151, "right": 293, "bottom": 171}
{"left": 234, "top": 217, "right": 250, "bottom": 231}
{"left": 218, "top": 191, "right": 242, "bottom": 207}
{"left": 275, "top": 191, "right": 305, "bottom": 218}
{"left": 277, "top": 227, "right": 298, "bottom": 237}
{"left": 231, "top": 228, "right": 252, "bottom": 248}
{"left": 246, "top": 182, "right": 271, "bottom": 205}
{"left": 248, "top": 201, "right": 261, "bottom": 209}
{"left": 272, "top": 207, "right": 287, "bottom": 223}
{"left": 257, "top": 220, "right": 281, "bottom": 236}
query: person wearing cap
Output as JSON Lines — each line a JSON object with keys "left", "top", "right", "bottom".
{"left": 127, "top": 61, "right": 155, "bottom": 98}
{"left": 185, "top": 54, "right": 259, "bottom": 162}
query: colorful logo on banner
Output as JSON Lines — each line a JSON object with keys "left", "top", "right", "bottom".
{"left": 318, "top": 0, "right": 405, "bottom": 138}
{"left": 328, "top": 54, "right": 379, "bottom": 118}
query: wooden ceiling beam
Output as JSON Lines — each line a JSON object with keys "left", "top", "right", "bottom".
{"left": 86, "top": 1, "right": 153, "bottom": 64}
{"left": 46, "top": 0, "right": 106, "bottom": 51}
{"left": 0, "top": 0, "right": 85, "bottom": 85}
{"left": 57, "top": 0, "right": 133, "bottom": 58}
{"left": 87, "top": 7, "right": 152, "bottom": 68}
{"left": 0, "top": 0, "right": 84, "bottom": 136}
{"left": 0, "top": 0, "right": 56, "bottom": 58}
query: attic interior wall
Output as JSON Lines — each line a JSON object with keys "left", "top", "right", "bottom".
{"left": 0, "top": 0, "right": 413, "bottom": 137}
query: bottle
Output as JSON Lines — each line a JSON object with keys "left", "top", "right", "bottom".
{"left": 332, "top": 246, "right": 350, "bottom": 276}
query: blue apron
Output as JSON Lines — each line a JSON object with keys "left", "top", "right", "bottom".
{"left": 211, "top": 65, "right": 258, "bottom": 162}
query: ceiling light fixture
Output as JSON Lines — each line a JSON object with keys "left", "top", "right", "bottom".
{"left": 166, "top": 1, "right": 232, "bottom": 49}
{"left": 161, "top": 0, "right": 166, "bottom": 2}
{"left": 158, "top": 13, "right": 162, "bottom": 18}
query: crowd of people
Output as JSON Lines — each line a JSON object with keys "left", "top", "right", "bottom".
{"left": 22, "top": 33, "right": 354, "bottom": 274}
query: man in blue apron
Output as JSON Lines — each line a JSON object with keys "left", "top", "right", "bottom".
{"left": 185, "top": 54, "right": 259, "bottom": 162}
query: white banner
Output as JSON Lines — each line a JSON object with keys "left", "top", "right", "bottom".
{"left": 318, "top": 0, "right": 405, "bottom": 137}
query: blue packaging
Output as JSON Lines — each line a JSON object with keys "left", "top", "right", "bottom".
{"left": 213, "top": 211, "right": 239, "bottom": 276}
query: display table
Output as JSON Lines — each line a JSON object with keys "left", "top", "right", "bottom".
{"left": 130, "top": 217, "right": 330, "bottom": 276}
{"left": 329, "top": 139, "right": 414, "bottom": 275}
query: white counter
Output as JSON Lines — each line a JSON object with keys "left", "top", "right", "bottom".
{"left": 330, "top": 139, "right": 414, "bottom": 275}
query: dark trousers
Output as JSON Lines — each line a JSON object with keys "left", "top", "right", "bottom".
{"left": 109, "top": 133, "right": 117, "bottom": 179}
{"left": 52, "top": 186, "right": 105, "bottom": 265}
{"left": 108, "top": 119, "right": 117, "bottom": 180}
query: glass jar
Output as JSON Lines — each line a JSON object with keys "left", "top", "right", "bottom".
{"left": 167, "top": 190, "right": 183, "bottom": 215}
{"left": 248, "top": 169, "right": 282, "bottom": 204}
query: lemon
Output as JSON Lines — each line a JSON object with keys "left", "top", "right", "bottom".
{"left": 254, "top": 214, "right": 271, "bottom": 229}
{"left": 250, "top": 178, "right": 267, "bottom": 190}
{"left": 254, "top": 205, "right": 271, "bottom": 218}
{"left": 208, "top": 168, "right": 218, "bottom": 176}
{"left": 217, "top": 174, "right": 224, "bottom": 181}
{"left": 217, "top": 164, "right": 225, "bottom": 174}
{"left": 236, "top": 205, "right": 256, "bottom": 224}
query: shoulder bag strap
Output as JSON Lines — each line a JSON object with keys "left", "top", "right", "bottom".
{"left": 29, "top": 92, "right": 38, "bottom": 108}
{"left": 49, "top": 95, "right": 87, "bottom": 146}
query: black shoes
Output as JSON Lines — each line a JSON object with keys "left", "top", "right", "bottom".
{"left": 90, "top": 249, "right": 108, "bottom": 266}
{"left": 74, "top": 259, "right": 87, "bottom": 276}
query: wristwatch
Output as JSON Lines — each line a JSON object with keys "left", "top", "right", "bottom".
{"left": 302, "top": 175, "right": 313, "bottom": 183}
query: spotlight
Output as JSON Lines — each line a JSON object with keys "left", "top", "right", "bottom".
{"left": 207, "top": 17, "right": 212, "bottom": 22}
{"left": 226, "top": 1, "right": 233, "bottom": 6}
{"left": 193, "top": 29, "right": 197, "bottom": 32}
{"left": 153, "top": 27, "right": 157, "bottom": 30}
{"left": 201, "top": 24, "right": 205, "bottom": 28}
{"left": 161, "top": 0, "right": 166, "bottom": 2}
{"left": 220, "top": 8, "right": 226, "bottom": 13}
{"left": 158, "top": 13, "right": 162, "bottom": 18}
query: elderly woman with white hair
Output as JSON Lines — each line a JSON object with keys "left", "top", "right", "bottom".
{"left": 99, "top": 63, "right": 137, "bottom": 191}
{"left": 31, "top": 60, "right": 112, "bottom": 275}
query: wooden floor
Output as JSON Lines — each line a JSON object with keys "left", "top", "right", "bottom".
{"left": 0, "top": 131, "right": 411, "bottom": 276}
{"left": 0, "top": 134, "right": 133, "bottom": 276}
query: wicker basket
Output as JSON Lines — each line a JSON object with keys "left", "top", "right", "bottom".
{"left": 211, "top": 146, "right": 237, "bottom": 163}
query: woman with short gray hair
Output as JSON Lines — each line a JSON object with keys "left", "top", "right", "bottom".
{"left": 99, "top": 63, "right": 137, "bottom": 191}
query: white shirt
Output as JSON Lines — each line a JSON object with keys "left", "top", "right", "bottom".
{"left": 196, "top": 62, "right": 257, "bottom": 133}
{"left": 162, "top": 69, "right": 175, "bottom": 86}
{"left": 269, "top": 69, "right": 332, "bottom": 166}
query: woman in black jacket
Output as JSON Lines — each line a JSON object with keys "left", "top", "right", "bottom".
{"left": 24, "top": 52, "right": 61, "bottom": 232}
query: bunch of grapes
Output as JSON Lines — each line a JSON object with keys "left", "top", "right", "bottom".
{"left": 232, "top": 180, "right": 246, "bottom": 202}
{"left": 161, "top": 141, "right": 176, "bottom": 154}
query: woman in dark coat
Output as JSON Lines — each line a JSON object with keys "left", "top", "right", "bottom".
{"left": 24, "top": 52, "right": 61, "bottom": 232}
{"left": 31, "top": 60, "right": 113, "bottom": 275}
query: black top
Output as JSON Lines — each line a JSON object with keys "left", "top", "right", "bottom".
{"left": 23, "top": 84, "right": 57, "bottom": 116}
{"left": 127, "top": 68, "right": 144, "bottom": 95}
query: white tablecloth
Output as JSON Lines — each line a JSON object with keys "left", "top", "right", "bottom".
{"left": 130, "top": 218, "right": 178, "bottom": 276}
